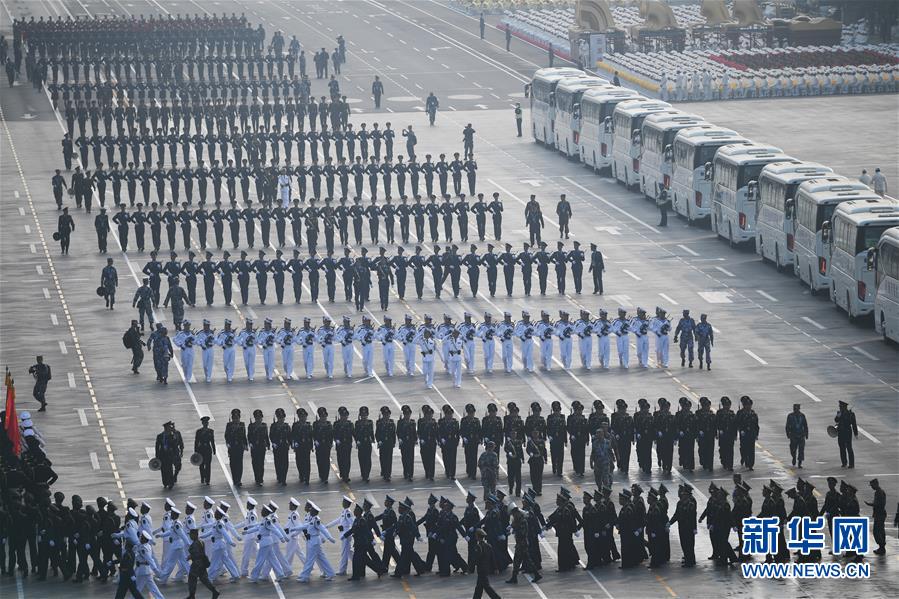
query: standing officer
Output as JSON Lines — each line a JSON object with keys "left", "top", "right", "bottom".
{"left": 155, "top": 421, "right": 180, "bottom": 489}
{"left": 334, "top": 406, "right": 355, "bottom": 483}
{"left": 371, "top": 76, "right": 384, "bottom": 109}
{"left": 225, "top": 408, "right": 249, "bottom": 489}
{"left": 735, "top": 396, "right": 759, "bottom": 471}
{"left": 834, "top": 400, "right": 858, "bottom": 468}
{"left": 634, "top": 398, "right": 653, "bottom": 474}
{"left": 247, "top": 409, "right": 270, "bottom": 486}
{"left": 438, "top": 404, "right": 460, "bottom": 480}
{"left": 194, "top": 416, "right": 215, "bottom": 486}
{"left": 674, "top": 309, "right": 696, "bottom": 368}
{"left": 514, "top": 103, "right": 523, "bottom": 137}
{"left": 460, "top": 404, "right": 482, "bottom": 480}
{"left": 695, "top": 313, "right": 714, "bottom": 370}
{"left": 291, "top": 407, "right": 314, "bottom": 484}
{"left": 588, "top": 243, "right": 605, "bottom": 294}
{"left": 418, "top": 405, "right": 439, "bottom": 481}
{"left": 271, "top": 408, "right": 292, "bottom": 486}
{"left": 555, "top": 194, "right": 572, "bottom": 238}
{"left": 695, "top": 397, "right": 717, "bottom": 472}
{"left": 100, "top": 257, "right": 118, "bottom": 309}
{"left": 354, "top": 406, "right": 375, "bottom": 483}
{"left": 28, "top": 355, "right": 52, "bottom": 412}
{"left": 785, "top": 403, "right": 808, "bottom": 469}
{"left": 567, "top": 401, "right": 589, "bottom": 477}
{"left": 866, "top": 479, "right": 887, "bottom": 555}
{"left": 313, "top": 407, "right": 335, "bottom": 483}
{"left": 610, "top": 399, "right": 634, "bottom": 474}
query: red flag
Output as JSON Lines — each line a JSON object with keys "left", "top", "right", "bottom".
{"left": 4, "top": 372, "right": 19, "bottom": 456}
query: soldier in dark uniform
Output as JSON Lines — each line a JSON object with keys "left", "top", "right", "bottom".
{"left": 354, "top": 406, "right": 375, "bottom": 483}
{"left": 646, "top": 490, "right": 670, "bottom": 568}
{"left": 234, "top": 250, "right": 252, "bottom": 305}
{"left": 567, "top": 401, "right": 589, "bottom": 477}
{"left": 481, "top": 244, "right": 499, "bottom": 297}
{"left": 675, "top": 397, "right": 696, "bottom": 472}
{"left": 418, "top": 405, "right": 438, "bottom": 482}
{"left": 417, "top": 494, "right": 440, "bottom": 572}
{"left": 291, "top": 407, "right": 314, "bottom": 484}
{"left": 546, "top": 491, "right": 582, "bottom": 571}
{"left": 668, "top": 484, "right": 697, "bottom": 568}
{"left": 654, "top": 398, "right": 675, "bottom": 473}
{"left": 610, "top": 399, "right": 634, "bottom": 474}
{"left": 436, "top": 404, "right": 460, "bottom": 481}
{"left": 506, "top": 506, "right": 541, "bottom": 584}
{"left": 735, "top": 396, "right": 759, "bottom": 471}
{"left": 506, "top": 426, "right": 524, "bottom": 498}
{"left": 458, "top": 404, "right": 482, "bottom": 480}
{"left": 526, "top": 429, "right": 547, "bottom": 496}
{"left": 546, "top": 400, "right": 566, "bottom": 476}
{"left": 392, "top": 497, "right": 427, "bottom": 577}
{"left": 313, "top": 406, "right": 334, "bottom": 483}
{"left": 394, "top": 404, "right": 417, "bottom": 481}
{"left": 435, "top": 498, "right": 468, "bottom": 576}
{"left": 155, "top": 421, "right": 180, "bottom": 489}
{"left": 716, "top": 396, "right": 736, "bottom": 471}
{"left": 834, "top": 400, "right": 858, "bottom": 468}
{"left": 194, "top": 416, "right": 215, "bottom": 485}
{"left": 345, "top": 504, "right": 383, "bottom": 581}
{"left": 333, "top": 406, "right": 354, "bottom": 483}
{"left": 632, "top": 398, "right": 653, "bottom": 474}
{"left": 695, "top": 396, "right": 717, "bottom": 472}
{"left": 376, "top": 405, "right": 396, "bottom": 482}
{"left": 270, "top": 407, "right": 291, "bottom": 486}
{"left": 224, "top": 408, "right": 247, "bottom": 488}
{"left": 247, "top": 409, "right": 269, "bottom": 486}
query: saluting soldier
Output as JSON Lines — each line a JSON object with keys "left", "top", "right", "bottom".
{"left": 194, "top": 416, "right": 215, "bottom": 486}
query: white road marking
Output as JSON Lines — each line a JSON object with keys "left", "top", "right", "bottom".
{"left": 426, "top": 55, "right": 434, "bottom": 60}
{"left": 198, "top": 404, "right": 214, "bottom": 420}
{"left": 42, "top": 288, "right": 50, "bottom": 299}
{"left": 440, "top": 63, "right": 450, "bottom": 69}
{"left": 756, "top": 290, "right": 778, "bottom": 302}
{"left": 30, "top": 244, "right": 36, "bottom": 253}
{"left": 14, "top": 190, "right": 19, "bottom": 198}
{"left": 622, "top": 269, "right": 641, "bottom": 281}
{"left": 59, "top": 341, "right": 68, "bottom": 354}
{"left": 562, "top": 177, "right": 659, "bottom": 234}
{"left": 858, "top": 427, "right": 881, "bottom": 444}
{"left": 698, "top": 291, "right": 732, "bottom": 304}
{"left": 659, "top": 293, "right": 678, "bottom": 305}
{"left": 68, "top": 372, "right": 76, "bottom": 388}
{"left": 18, "top": 206, "right": 25, "bottom": 216}
{"left": 24, "top": 225, "right": 30, "bottom": 234}
{"left": 246, "top": 307, "right": 258, "bottom": 320}
{"left": 801, "top": 316, "right": 826, "bottom": 330}
{"left": 50, "top": 313, "right": 58, "bottom": 325}
{"left": 90, "top": 452, "right": 100, "bottom": 470}
{"left": 594, "top": 225, "right": 620, "bottom": 235}
{"left": 607, "top": 294, "right": 631, "bottom": 305}
{"left": 77, "top": 408, "right": 88, "bottom": 426}
{"left": 793, "top": 384, "right": 822, "bottom": 402}
{"left": 744, "top": 349, "right": 767, "bottom": 365}
{"left": 715, "top": 266, "right": 735, "bottom": 277}
{"left": 677, "top": 244, "right": 699, "bottom": 256}
{"left": 852, "top": 346, "right": 880, "bottom": 361}
{"left": 36, "top": 265, "right": 43, "bottom": 275}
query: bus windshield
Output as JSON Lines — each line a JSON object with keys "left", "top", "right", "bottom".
{"left": 739, "top": 164, "right": 767, "bottom": 191}
{"left": 815, "top": 203, "right": 839, "bottom": 230}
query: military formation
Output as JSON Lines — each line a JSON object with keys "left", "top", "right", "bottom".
{"left": 130, "top": 308, "right": 713, "bottom": 385}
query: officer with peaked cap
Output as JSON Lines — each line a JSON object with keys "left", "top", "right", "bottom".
{"left": 194, "top": 416, "right": 215, "bottom": 486}
{"left": 258, "top": 317, "right": 278, "bottom": 381}
{"left": 735, "top": 396, "right": 759, "bottom": 471}
{"left": 610, "top": 307, "right": 630, "bottom": 368}
{"left": 835, "top": 400, "right": 858, "bottom": 468}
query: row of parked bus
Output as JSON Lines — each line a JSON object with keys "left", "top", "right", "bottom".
{"left": 528, "top": 67, "right": 899, "bottom": 344}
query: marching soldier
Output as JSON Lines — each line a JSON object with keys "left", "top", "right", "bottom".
{"left": 631, "top": 308, "right": 650, "bottom": 368}
{"left": 555, "top": 310, "right": 575, "bottom": 369}
{"left": 547, "top": 400, "right": 567, "bottom": 476}
{"left": 420, "top": 328, "right": 438, "bottom": 389}
{"left": 593, "top": 309, "right": 611, "bottom": 369}
{"left": 151, "top": 326, "right": 174, "bottom": 384}
{"left": 194, "top": 416, "right": 215, "bottom": 485}
{"left": 460, "top": 404, "right": 482, "bottom": 480}
{"left": 291, "top": 407, "right": 314, "bottom": 484}
{"left": 354, "top": 406, "right": 375, "bottom": 483}
{"left": 397, "top": 405, "right": 418, "bottom": 481}
{"left": 735, "top": 396, "right": 759, "bottom": 471}
{"left": 695, "top": 397, "right": 717, "bottom": 472}
{"left": 276, "top": 318, "right": 296, "bottom": 379}
{"left": 567, "top": 401, "right": 589, "bottom": 478}
{"left": 316, "top": 316, "right": 336, "bottom": 379}
{"left": 514, "top": 310, "right": 536, "bottom": 373}
{"left": 574, "top": 309, "right": 594, "bottom": 369}
{"left": 419, "top": 405, "right": 439, "bottom": 482}
{"left": 675, "top": 398, "right": 696, "bottom": 472}
{"left": 224, "top": 409, "right": 247, "bottom": 488}
{"left": 716, "top": 396, "right": 736, "bottom": 471}
{"left": 247, "top": 409, "right": 270, "bottom": 486}
{"left": 634, "top": 398, "right": 653, "bottom": 473}
{"left": 610, "top": 308, "right": 630, "bottom": 368}
{"left": 334, "top": 406, "right": 355, "bottom": 483}
{"left": 610, "top": 399, "right": 634, "bottom": 474}
{"left": 695, "top": 313, "right": 713, "bottom": 370}
{"left": 376, "top": 406, "right": 396, "bottom": 482}
{"left": 155, "top": 421, "right": 182, "bottom": 489}
{"left": 477, "top": 442, "right": 499, "bottom": 502}
{"left": 669, "top": 484, "right": 696, "bottom": 567}
{"left": 654, "top": 398, "right": 675, "bottom": 473}
{"left": 674, "top": 309, "right": 696, "bottom": 368}
{"left": 236, "top": 319, "right": 257, "bottom": 381}
{"left": 438, "top": 404, "right": 460, "bottom": 480}
{"left": 526, "top": 429, "right": 547, "bottom": 496}
{"left": 588, "top": 243, "right": 605, "bottom": 294}
{"left": 313, "top": 406, "right": 335, "bottom": 483}
{"left": 271, "top": 408, "right": 291, "bottom": 486}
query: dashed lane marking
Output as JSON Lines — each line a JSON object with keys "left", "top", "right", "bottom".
{"left": 744, "top": 349, "right": 767, "bottom": 365}
{"left": 852, "top": 346, "right": 880, "bottom": 361}
{"left": 67, "top": 372, "right": 76, "bottom": 388}
{"left": 801, "top": 316, "right": 826, "bottom": 330}
{"left": 77, "top": 408, "right": 88, "bottom": 426}
{"left": 715, "top": 266, "right": 736, "bottom": 277}
{"left": 756, "top": 289, "right": 778, "bottom": 302}
{"left": 793, "top": 384, "right": 822, "bottom": 402}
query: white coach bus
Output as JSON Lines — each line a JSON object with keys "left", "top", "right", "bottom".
{"left": 793, "top": 179, "right": 879, "bottom": 294}
{"left": 755, "top": 161, "right": 833, "bottom": 272}
{"left": 611, "top": 99, "right": 673, "bottom": 190}
{"left": 670, "top": 127, "right": 745, "bottom": 223}
{"left": 578, "top": 87, "right": 643, "bottom": 171}
{"left": 823, "top": 198, "right": 899, "bottom": 320}
{"left": 710, "top": 143, "right": 791, "bottom": 247}
{"left": 638, "top": 112, "right": 705, "bottom": 202}
{"left": 553, "top": 77, "right": 611, "bottom": 158}
{"left": 529, "top": 67, "right": 586, "bottom": 146}
{"left": 873, "top": 227, "right": 899, "bottom": 343}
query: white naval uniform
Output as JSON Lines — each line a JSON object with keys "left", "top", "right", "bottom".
{"left": 152, "top": 512, "right": 172, "bottom": 567}
{"left": 258, "top": 328, "right": 277, "bottom": 381}
{"left": 297, "top": 328, "right": 316, "bottom": 378}
{"left": 554, "top": 320, "right": 574, "bottom": 369}
{"left": 419, "top": 337, "right": 437, "bottom": 389}
{"left": 446, "top": 336, "right": 464, "bottom": 388}
{"left": 436, "top": 323, "right": 453, "bottom": 372}
{"left": 276, "top": 327, "right": 296, "bottom": 379}
{"left": 295, "top": 515, "right": 336, "bottom": 582}
{"left": 514, "top": 320, "right": 535, "bottom": 372}
{"left": 535, "top": 321, "right": 553, "bottom": 371}
{"left": 574, "top": 318, "right": 593, "bottom": 369}
{"left": 283, "top": 509, "right": 307, "bottom": 570}
{"left": 325, "top": 508, "right": 354, "bottom": 575}
{"left": 195, "top": 329, "right": 216, "bottom": 382}
{"left": 398, "top": 324, "right": 417, "bottom": 376}
{"left": 496, "top": 321, "right": 514, "bottom": 373}
{"left": 248, "top": 518, "right": 287, "bottom": 581}
{"left": 173, "top": 329, "right": 196, "bottom": 382}
{"left": 278, "top": 174, "right": 292, "bottom": 208}
{"left": 214, "top": 329, "right": 237, "bottom": 382}
{"left": 631, "top": 317, "right": 650, "bottom": 368}
{"left": 316, "top": 326, "right": 335, "bottom": 379}
{"left": 610, "top": 317, "right": 630, "bottom": 368}
{"left": 476, "top": 322, "right": 496, "bottom": 373}
{"left": 155, "top": 520, "right": 190, "bottom": 583}
{"left": 200, "top": 521, "right": 239, "bottom": 580}
{"left": 458, "top": 322, "right": 477, "bottom": 374}
{"left": 237, "top": 509, "right": 260, "bottom": 576}
{"left": 268, "top": 512, "right": 292, "bottom": 574}
{"left": 651, "top": 317, "right": 671, "bottom": 367}
{"left": 220, "top": 514, "right": 243, "bottom": 576}
{"left": 354, "top": 325, "right": 375, "bottom": 377}
{"left": 376, "top": 325, "right": 396, "bottom": 376}
{"left": 337, "top": 325, "right": 355, "bottom": 377}
{"left": 235, "top": 329, "right": 257, "bottom": 381}
{"left": 134, "top": 543, "right": 165, "bottom": 599}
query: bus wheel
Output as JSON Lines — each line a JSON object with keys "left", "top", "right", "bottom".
{"left": 775, "top": 246, "right": 783, "bottom": 273}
